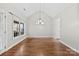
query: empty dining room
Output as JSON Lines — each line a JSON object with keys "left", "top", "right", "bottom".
{"left": 0, "top": 3, "right": 79, "bottom": 56}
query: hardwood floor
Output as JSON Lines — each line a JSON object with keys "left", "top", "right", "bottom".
{"left": 1, "top": 37, "right": 79, "bottom": 56}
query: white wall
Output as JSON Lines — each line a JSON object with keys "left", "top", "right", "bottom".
{"left": 28, "top": 11, "right": 53, "bottom": 37}
{"left": 0, "top": 8, "right": 27, "bottom": 53}
{"left": 0, "top": 9, "right": 6, "bottom": 51}
{"left": 6, "top": 12, "right": 27, "bottom": 49}
{"left": 58, "top": 4, "right": 79, "bottom": 51}
{"left": 52, "top": 17, "right": 61, "bottom": 39}
{"left": 27, "top": 11, "right": 61, "bottom": 38}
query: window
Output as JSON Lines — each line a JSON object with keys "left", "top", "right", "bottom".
{"left": 13, "top": 21, "right": 20, "bottom": 37}
{"left": 20, "top": 23, "right": 24, "bottom": 35}
{"left": 13, "top": 20, "right": 24, "bottom": 37}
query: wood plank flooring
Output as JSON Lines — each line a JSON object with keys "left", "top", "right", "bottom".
{"left": 1, "top": 37, "right": 79, "bottom": 56}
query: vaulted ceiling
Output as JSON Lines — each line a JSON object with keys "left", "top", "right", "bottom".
{"left": 0, "top": 3, "right": 77, "bottom": 19}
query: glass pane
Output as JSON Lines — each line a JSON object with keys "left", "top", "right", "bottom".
{"left": 20, "top": 23, "right": 24, "bottom": 35}
{"left": 13, "top": 21, "right": 19, "bottom": 37}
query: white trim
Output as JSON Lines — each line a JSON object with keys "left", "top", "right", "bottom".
{"left": 59, "top": 40, "right": 79, "bottom": 54}
{"left": 0, "top": 36, "right": 27, "bottom": 55}
{"left": 27, "top": 36, "right": 54, "bottom": 38}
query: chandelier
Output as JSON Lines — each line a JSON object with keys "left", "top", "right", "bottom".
{"left": 36, "top": 4, "right": 44, "bottom": 25}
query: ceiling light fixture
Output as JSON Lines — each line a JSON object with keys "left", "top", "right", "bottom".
{"left": 36, "top": 4, "right": 44, "bottom": 25}
{"left": 36, "top": 17, "right": 44, "bottom": 25}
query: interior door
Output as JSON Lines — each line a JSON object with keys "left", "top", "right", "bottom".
{"left": 0, "top": 10, "right": 6, "bottom": 52}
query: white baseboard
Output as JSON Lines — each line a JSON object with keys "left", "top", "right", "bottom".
{"left": 27, "top": 36, "right": 54, "bottom": 38}
{"left": 59, "top": 40, "right": 79, "bottom": 54}
{"left": 0, "top": 36, "right": 27, "bottom": 55}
